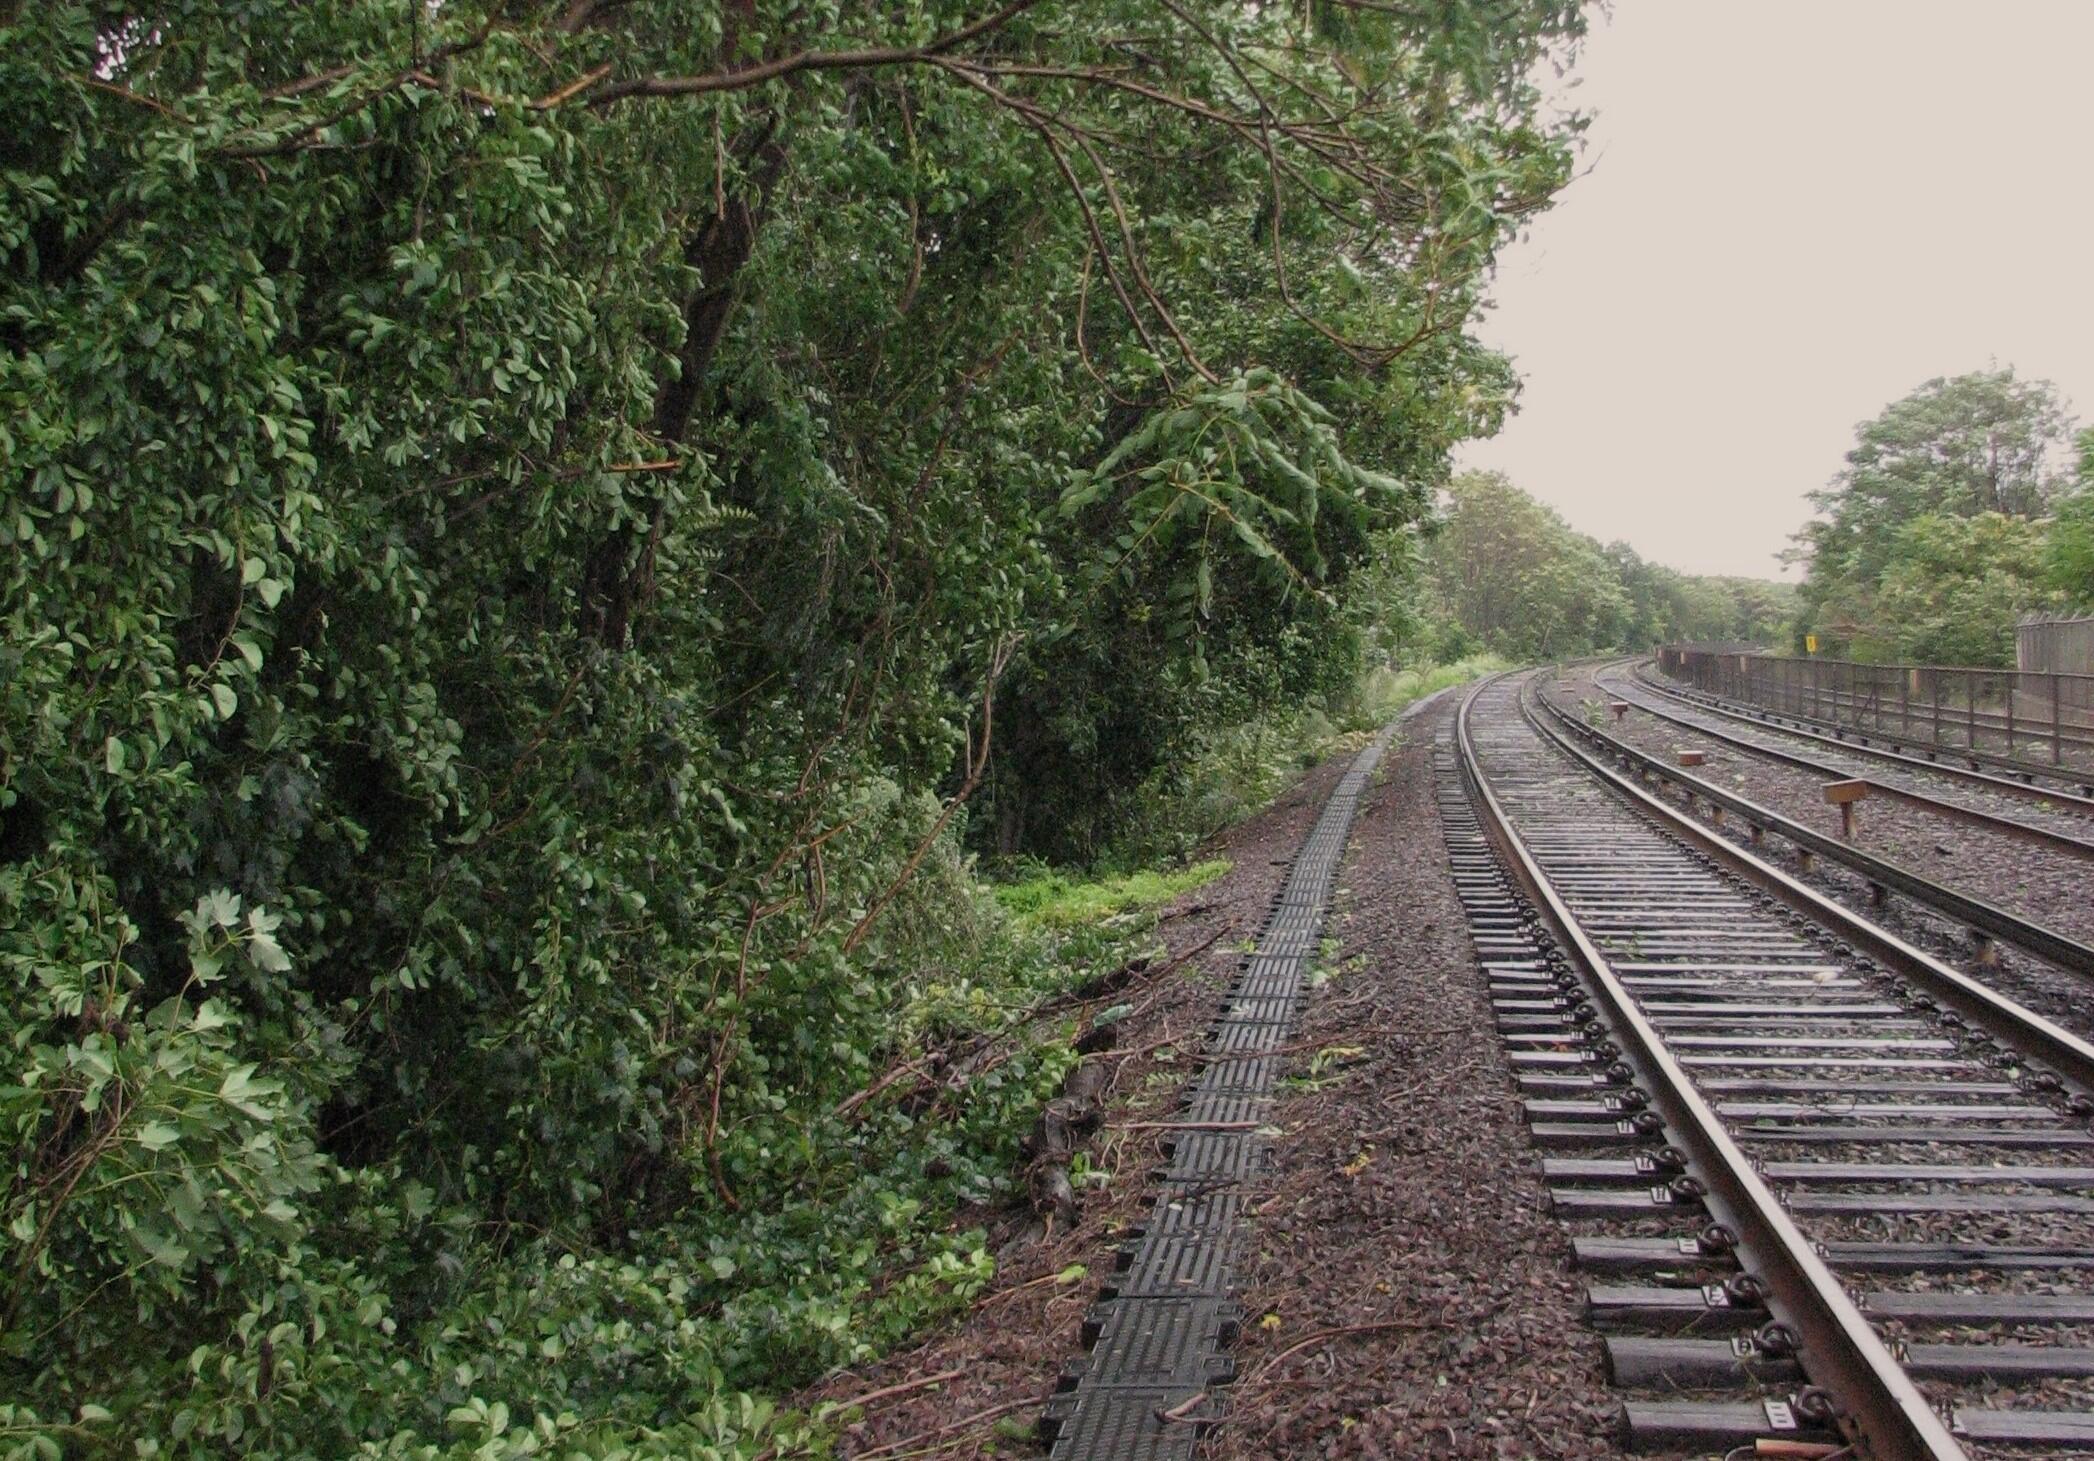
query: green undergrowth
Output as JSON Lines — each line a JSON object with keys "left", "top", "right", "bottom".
{"left": 993, "top": 859, "right": 1233, "bottom": 930}
{"left": 1107, "top": 653, "right": 1511, "bottom": 862}
{"left": 0, "top": 807, "right": 1155, "bottom": 1461}
{"left": 1354, "top": 653, "right": 1513, "bottom": 721}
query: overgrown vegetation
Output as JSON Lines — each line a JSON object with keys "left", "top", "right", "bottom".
{"left": 1790, "top": 368, "right": 2094, "bottom": 664}
{"left": 1093, "top": 643, "right": 1514, "bottom": 864}
{"left": 0, "top": 2, "right": 1590, "bottom": 1454}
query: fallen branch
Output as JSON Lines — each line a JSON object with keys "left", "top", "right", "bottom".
{"left": 1244, "top": 1320, "right": 1429, "bottom": 1387}
{"left": 834, "top": 1057, "right": 933, "bottom": 1119}
{"left": 1156, "top": 1389, "right": 1209, "bottom": 1423}
{"left": 1145, "top": 924, "right": 1228, "bottom": 980}
{"left": 1098, "top": 1029, "right": 1187, "bottom": 1062}
{"left": 827, "top": 1367, "right": 963, "bottom": 1413}
{"left": 978, "top": 1264, "right": 1094, "bottom": 1307}
{"left": 1158, "top": 900, "right": 1213, "bottom": 922}
{"left": 840, "top": 918, "right": 1231, "bottom": 1122}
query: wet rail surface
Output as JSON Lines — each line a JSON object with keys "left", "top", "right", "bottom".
{"left": 1453, "top": 669, "right": 2094, "bottom": 1457}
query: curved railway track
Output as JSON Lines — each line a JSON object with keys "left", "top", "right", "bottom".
{"left": 1637, "top": 662, "right": 2094, "bottom": 811}
{"left": 1599, "top": 661, "right": 2094, "bottom": 858}
{"left": 1453, "top": 669, "right": 2094, "bottom": 1457}
{"left": 1533, "top": 664, "right": 2094, "bottom": 1013}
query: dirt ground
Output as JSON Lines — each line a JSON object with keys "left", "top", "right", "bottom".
{"left": 799, "top": 697, "right": 1629, "bottom": 1458}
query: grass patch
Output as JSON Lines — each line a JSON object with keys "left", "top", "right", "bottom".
{"left": 994, "top": 858, "right": 1233, "bottom": 930}
{"left": 1345, "top": 652, "right": 1513, "bottom": 726}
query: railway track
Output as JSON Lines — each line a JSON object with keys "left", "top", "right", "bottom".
{"left": 1600, "top": 662, "right": 2094, "bottom": 858}
{"left": 1639, "top": 663, "right": 2094, "bottom": 810}
{"left": 1452, "top": 669, "right": 2094, "bottom": 1456}
{"left": 1534, "top": 665, "right": 2094, "bottom": 1008}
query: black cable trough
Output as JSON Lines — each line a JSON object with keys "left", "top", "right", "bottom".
{"left": 1038, "top": 728, "right": 1392, "bottom": 1460}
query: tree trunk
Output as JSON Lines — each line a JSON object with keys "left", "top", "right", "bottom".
{"left": 580, "top": 124, "right": 788, "bottom": 647}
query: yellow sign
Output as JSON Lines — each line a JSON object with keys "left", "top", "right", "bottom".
{"left": 1805, "top": 634, "right": 1819, "bottom": 653}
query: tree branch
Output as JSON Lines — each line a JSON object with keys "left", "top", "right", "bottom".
{"left": 557, "top": 0, "right": 1050, "bottom": 109}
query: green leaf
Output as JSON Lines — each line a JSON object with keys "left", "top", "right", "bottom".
{"left": 104, "top": 735, "right": 126, "bottom": 774}
{"left": 198, "top": 889, "right": 242, "bottom": 928}
{"left": 246, "top": 928, "right": 291, "bottom": 973}
{"left": 210, "top": 682, "right": 237, "bottom": 719}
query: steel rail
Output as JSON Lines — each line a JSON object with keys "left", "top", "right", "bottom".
{"left": 1524, "top": 682, "right": 2094, "bottom": 1096}
{"left": 1591, "top": 663, "right": 2094, "bottom": 858}
{"left": 1638, "top": 663, "right": 2094, "bottom": 809}
{"left": 1456, "top": 674, "right": 1971, "bottom": 1461}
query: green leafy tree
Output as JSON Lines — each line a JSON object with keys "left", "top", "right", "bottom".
{"left": 2047, "top": 428, "right": 2094, "bottom": 607}
{"left": 2, "top": 1, "right": 1588, "bottom": 1452}
{"left": 1871, "top": 512, "right": 2061, "bottom": 665}
{"left": 1792, "top": 368, "right": 2077, "bottom": 651}
{"left": 1423, "top": 471, "right": 1627, "bottom": 659}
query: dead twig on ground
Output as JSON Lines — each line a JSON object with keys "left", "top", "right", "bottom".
{"left": 825, "top": 1367, "right": 963, "bottom": 1413}
{"left": 849, "top": 1398, "right": 1033, "bottom": 1458}
{"left": 1242, "top": 1320, "right": 1432, "bottom": 1388}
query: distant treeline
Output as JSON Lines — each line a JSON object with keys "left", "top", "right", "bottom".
{"left": 1382, "top": 471, "right": 1795, "bottom": 663}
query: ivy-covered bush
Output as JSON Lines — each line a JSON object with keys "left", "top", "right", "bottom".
{"left": 1, "top": 1, "right": 1582, "bottom": 1453}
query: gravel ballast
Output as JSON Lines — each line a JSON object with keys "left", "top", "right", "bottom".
{"left": 1211, "top": 695, "right": 1627, "bottom": 1459}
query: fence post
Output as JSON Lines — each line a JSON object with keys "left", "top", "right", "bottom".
{"left": 2005, "top": 672, "right": 2016, "bottom": 756}
{"left": 1966, "top": 671, "right": 1977, "bottom": 751}
{"left": 1932, "top": 672, "right": 1942, "bottom": 747}
{"left": 2055, "top": 671, "right": 2064, "bottom": 766}
{"left": 1900, "top": 668, "right": 1910, "bottom": 741}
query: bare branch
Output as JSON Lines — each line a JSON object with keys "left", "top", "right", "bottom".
{"left": 559, "top": 0, "right": 1050, "bottom": 109}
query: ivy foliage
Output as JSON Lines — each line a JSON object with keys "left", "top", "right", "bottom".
{"left": 2, "top": 1, "right": 1585, "bottom": 1453}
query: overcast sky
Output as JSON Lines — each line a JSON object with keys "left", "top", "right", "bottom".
{"left": 1455, "top": 0, "right": 2094, "bottom": 581}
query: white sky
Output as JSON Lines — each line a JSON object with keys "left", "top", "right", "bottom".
{"left": 1455, "top": 0, "right": 2094, "bottom": 580}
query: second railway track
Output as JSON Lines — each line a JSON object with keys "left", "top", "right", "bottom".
{"left": 1532, "top": 662, "right": 2094, "bottom": 1042}
{"left": 1636, "top": 660, "right": 2094, "bottom": 812}
{"left": 1605, "top": 661, "right": 2094, "bottom": 852}
{"left": 1454, "top": 669, "right": 2094, "bottom": 1457}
